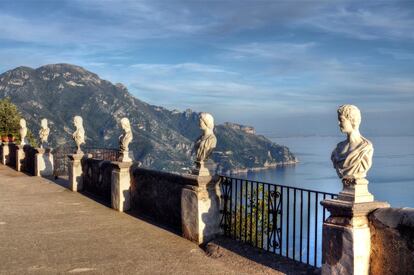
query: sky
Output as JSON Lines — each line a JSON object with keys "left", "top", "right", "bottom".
{"left": 0, "top": 0, "right": 413, "bottom": 137}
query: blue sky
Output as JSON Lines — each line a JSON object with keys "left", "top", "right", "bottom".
{"left": 0, "top": 0, "right": 413, "bottom": 136}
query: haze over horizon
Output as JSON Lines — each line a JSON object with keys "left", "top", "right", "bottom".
{"left": 1, "top": 0, "right": 413, "bottom": 137}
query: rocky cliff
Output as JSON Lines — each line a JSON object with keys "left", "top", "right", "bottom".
{"left": 0, "top": 64, "right": 297, "bottom": 173}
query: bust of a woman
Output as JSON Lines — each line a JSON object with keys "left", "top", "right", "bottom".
{"left": 39, "top": 118, "right": 50, "bottom": 148}
{"left": 194, "top": 112, "right": 217, "bottom": 162}
{"left": 19, "top": 118, "right": 27, "bottom": 145}
{"left": 72, "top": 115, "right": 85, "bottom": 153}
{"left": 331, "top": 105, "right": 373, "bottom": 180}
{"left": 119, "top": 117, "right": 133, "bottom": 162}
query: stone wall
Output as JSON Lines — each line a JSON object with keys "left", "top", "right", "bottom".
{"left": 368, "top": 207, "right": 414, "bottom": 275}
{"left": 82, "top": 158, "right": 115, "bottom": 202}
{"left": 8, "top": 143, "right": 17, "bottom": 168}
{"left": 130, "top": 167, "right": 195, "bottom": 231}
{"left": 22, "top": 145, "right": 36, "bottom": 175}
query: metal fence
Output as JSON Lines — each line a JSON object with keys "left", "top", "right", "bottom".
{"left": 219, "top": 175, "right": 337, "bottom": 268}
{"left": 52, "top": 146, "right": 120, "bottom": 178}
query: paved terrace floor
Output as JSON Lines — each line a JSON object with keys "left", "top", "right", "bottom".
{"left": 0, "top": 164, "right": 312, "bottom": 275}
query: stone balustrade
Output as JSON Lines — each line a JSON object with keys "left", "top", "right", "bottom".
{"left": 0, "top": 142, "right": 53, "bottom": 176}
{"left": 68, "top": 156, "right": 221, "bottom": 244}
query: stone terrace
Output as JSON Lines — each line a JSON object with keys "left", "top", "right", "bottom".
{"left": 0, "top": 164, "right": 309, "bottom": 275}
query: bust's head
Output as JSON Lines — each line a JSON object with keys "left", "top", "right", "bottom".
{"left": 337, "top": 105, "right": 361, "bottom": 134}
{"left": 120, "top": 117, "right": 131, "bottom": 131}
{"left": 73, "top": 116, "right": 83, "bottom": 128}
{"left": 41, "top": 118, "right": 48, "bottom": 129}
{"left": 20, "top": 118, "right": 26, "bottom": 128}
{"left": 199, "top": 112, "right": 214, "bottom": 131}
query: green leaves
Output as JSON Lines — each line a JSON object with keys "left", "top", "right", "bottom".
{"left": 0, "top": 98, "right": 21, "bottom": 137}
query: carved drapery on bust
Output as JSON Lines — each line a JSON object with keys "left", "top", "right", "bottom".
{"left": 72, "top": 116, "right": 85, "bottom": 154}
{"left": 119, "top": 117, "right": 133, "bottom": 162}
{"left": 331, "top": 104, "right": 374, "bottom": 202}
{"left": 39, "top": 118, "right": 50, "bottom": 148}
{"left": 192, "top": 112, "right": 217, "bottom": 176}
{"left": 19, "top": 118, "right": 27, "bottom": 145}
{"left": 331, "top": 137, "right": 373, "bottom": 179}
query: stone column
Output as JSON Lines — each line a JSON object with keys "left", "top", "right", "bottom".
{"left": 68, "top": 154, "right": 86, "bottom": 191}
{"left": 15, "top": 145, "right": 26, "bottom": 172}
{"left": 1, "top": 142, "right": 10, "bottom": 165}
{"left": 321, "top": 193, "right": 389, "bottom": 275}
{"left": 111, "top": 161, "right": 132, "bottom": 212}
{"left": 34, "top": 148, "right": 54, "bottom": 177}
{"left": 181, "top": 175, "right": 222, "bottom": 244}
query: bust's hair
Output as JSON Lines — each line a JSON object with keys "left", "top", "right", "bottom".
{"left": 337, "top": 104, "right": 361, "bottom": 129}
{"left": 74, "top": 115, "right": 83, "bottom": 126}
{"left": 120, "top": 117, "right": 131, "bottom": 130}
{"left": 200, "top": 112, "right": 214, "bottom": 130}
{"left": 41, "top": 118, "right": 48, "bottom": 127}
{"left": 20, "top": 118, "right": 26, "bottom": 126}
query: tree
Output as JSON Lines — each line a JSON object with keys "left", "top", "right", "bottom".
{"left": 0, "top": 98, "right": 37, "bottom": 146}
{"left": 0, "top": 98, "right": 21, "bottom": 138}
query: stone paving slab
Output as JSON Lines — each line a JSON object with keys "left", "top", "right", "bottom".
{"left": 0, "top": 165, "right": 250, "bottom": 274}
{"left": 0, "top": 164, "right": 315, "bottom": 275}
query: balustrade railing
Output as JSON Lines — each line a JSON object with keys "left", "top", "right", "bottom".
{"left": 52, "top": 146, "right": 120, "bottom": 177}
{"left": 219, "top": 175, "right": 337, "bottom": 268}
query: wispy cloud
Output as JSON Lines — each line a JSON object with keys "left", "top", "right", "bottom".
{"left": 129, "top": 63, "right": 236, "bottom": 75}
{"left": 0, "top": 0, "right": 413, "bottom": 135}
{"left": 302, "top": 3, "right": 414, "bottom": 40}
{"left": 377, "top": 48, "right": 414, "bottom": 61}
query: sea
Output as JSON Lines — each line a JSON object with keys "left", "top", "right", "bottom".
{"left": 243, "top": 135, "right": 414, "bottom": 208}
{"left": 233, "top": 135, "right": 414, "bottom": 266}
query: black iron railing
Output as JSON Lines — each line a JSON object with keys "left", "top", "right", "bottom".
{"left": 52, "top": 146, "right": 120, "bottom": 177}
{"left": 219, "top": 176, "right": 337, "bottom": 268}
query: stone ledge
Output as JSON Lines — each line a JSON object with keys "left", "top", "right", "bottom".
{"left": 132, "top": 166, "right": 220, "bottom": 187}
{"left": 321, "top": 199, "right": 390, "bottom": 218}
{"left": 369, "top": 207, "right": 414, "bottom": 229}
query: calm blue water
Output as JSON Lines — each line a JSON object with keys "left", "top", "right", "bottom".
{"left": 232, "top": 136, "right": 414, "bottom": 267}
{"left": 243, "top": 136, "right": 414, "bottom": 208}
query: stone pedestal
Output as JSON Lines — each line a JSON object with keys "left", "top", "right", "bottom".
{"left": 118, "top": 151, "right": 133, "bottom": 162}
{"left": 34, "top": 148, "right": 54, "bottom": 177}
{"left": 15, "top": 145, "right": 26, "bottom": 172}
{"left": 181, "top": 175, "right": 222, "bottom": 244}
{"left": 321, "top": 199, "right": 390, "bottom": 275}
{"left": 1, "top": 142, "right": 10, "bottom": 165}
{"left": 338, "top": 178, "right": 374, "bottom": 203}
{"left": 192, "top": 160, "right": 216, "bottom": 177}
{"left": 111, "top": 161, "right": 132, "bottom": 212}
{"left": 68, "top": 154, "right": 87, "bottom": 191}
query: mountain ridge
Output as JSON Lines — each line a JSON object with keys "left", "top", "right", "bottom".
{"left": 0, "top": 63, "right": 297, "bottom": 173}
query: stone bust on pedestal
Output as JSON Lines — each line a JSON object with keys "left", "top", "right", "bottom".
{"left": 321, "top": 105, "right": 390, "bottom": 275}
{"left": 192, "top": 112, "right": 217, "bottom": 176}
{"left": 331, "top": 104, "right": 374, "bottom": 203}
{"left": 19, "top": 118, "right": 27, "bottom": 145}
{"left": 72, "top": 116, "right": 85, "bottom": 154}
{"left": 118, "top": 117, "right": 133, "bottom": 162}
{"left": 39, "top": 118, "right": 50, "bottom": 148}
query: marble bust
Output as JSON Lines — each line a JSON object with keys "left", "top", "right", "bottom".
{"left": 119, "top": 117, "right": 133, "bottom": 162}
{"left": 19, "top": 118, "right": 27, "bottom": 145}
{"left": 331, "top": 104, "right": 374, "bottom": 202}
{"left": 192, "top": 112, "right": 217, "bottom": 176}
{"left": 39, "top": 118, "right": 50, "bottom": 148}
{"left": 72, "top": 116, "right": 85, "bottom": 154}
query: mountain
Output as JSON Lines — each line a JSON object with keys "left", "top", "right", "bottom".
{"left": 0, "top": 64, "right": 297, "bottom": 173}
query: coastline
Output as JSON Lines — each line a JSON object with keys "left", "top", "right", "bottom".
{"left": 222, "top": 159, "right": 299, "bottom": 175}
